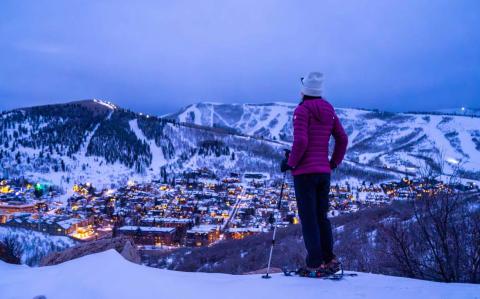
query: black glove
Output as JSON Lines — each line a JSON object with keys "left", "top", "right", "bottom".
{"left": 329, "top": 160, "right": 337, "bottom": 170}
{"left": 281, "top": 158, "right": 293, "bottom": 172}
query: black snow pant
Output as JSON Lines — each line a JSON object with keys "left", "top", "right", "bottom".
{"left": 293, "top": 173, "right": 334, "bottom": 268}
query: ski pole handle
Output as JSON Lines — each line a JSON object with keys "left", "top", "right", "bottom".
{"left": 283, "top": 149, "right": 291, "bottom": 159}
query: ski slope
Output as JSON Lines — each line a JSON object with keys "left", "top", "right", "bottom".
{"left": 172, "top": 102, "right": 296, "bottom": 142}
{"left": 129, "top": 119, "right": 167, "bottom": 172}
{"left": 1, "top": 250, "right": 478, "bottom": 299}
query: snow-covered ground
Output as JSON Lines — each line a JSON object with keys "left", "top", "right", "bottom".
{"left": 1, "top": 249, "right": 478, "bottom": 299}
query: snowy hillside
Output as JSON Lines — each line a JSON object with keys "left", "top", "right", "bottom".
{"left": 170, "top": 102, "right": 480, "bottom": 177}
{"left": 0, "top": 227, "right": 75, "bottom": 266}
{"left": 0, "top": 249, "right": 478, "bottom": 299}
{"left": 169, "top": 102, "right": 296, "bottom": 141}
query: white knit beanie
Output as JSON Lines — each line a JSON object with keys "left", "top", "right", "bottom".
{"left": 301, "top": 72, "right": 323, "bottom": 97}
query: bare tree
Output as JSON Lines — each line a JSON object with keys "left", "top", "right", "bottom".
{"left": 384, "top": 153, "right": 480, "bottom": 282}
{"left": 0, "top": 235, "right": 21, "bottom": 264}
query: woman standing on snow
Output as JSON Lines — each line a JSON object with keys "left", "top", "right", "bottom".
{"left": 282, "top": 72, "right": 348, "bottom": 274}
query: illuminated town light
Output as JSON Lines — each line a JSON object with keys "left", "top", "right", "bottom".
{"left": 0, "top": 185, "right": 11, "bottom": 194}
{"left": 127, "top": 180, "right": 136, "bottom": 187}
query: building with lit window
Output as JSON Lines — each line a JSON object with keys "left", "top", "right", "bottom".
{"left": 3, "top": 214, "right": 90, "bottom": 236}
{"left": 225, "top": 227, "right": 264, "bottom": 240}
{"left": 117, "top": 226, "right": 176, "bottom": 246}
{"left": 0, "top": 202, "right": 37, "bottom": 214}
{"left": 186, "top": 225, "right": 220, "bottom": 247}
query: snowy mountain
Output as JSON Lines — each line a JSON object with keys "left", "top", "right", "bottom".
{"left": 1, "top": 100, "right": 479, "bottom": 197}
{"left": 169, "top": 102, "right": 480, "bottom": 179}
{"left": 0, "top": 100, "right": 284, "bottom": 194}
{"left": 1, "top": 249, "right": 478, "bottom": 299}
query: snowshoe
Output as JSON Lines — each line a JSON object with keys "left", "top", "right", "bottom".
{"left": 282, "top": 267, "right": 330, "bottom": 278}
{"left": 282, "top": 264, "right": 357, "bottom": 280}
{"left": 298, "top": 267, "right": 331, "bottom": 278}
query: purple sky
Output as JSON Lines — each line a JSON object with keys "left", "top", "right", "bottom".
{"left": 0, "top": 0, "right": 479, "bottom": 115}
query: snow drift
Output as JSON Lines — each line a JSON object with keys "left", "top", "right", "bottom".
{"left": 1, "top": 249, "right": 479, "bottom": 299}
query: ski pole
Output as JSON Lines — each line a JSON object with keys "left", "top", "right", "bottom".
{"left": 262, "top": 149, "right": 290, "bottom": 279}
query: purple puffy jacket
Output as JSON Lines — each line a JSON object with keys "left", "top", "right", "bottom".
{"left": 287, "top": 98, "right": 348, "bottom": 176}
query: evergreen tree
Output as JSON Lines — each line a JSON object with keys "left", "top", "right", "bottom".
{"left": 34, "top": 186, "right": 43, "bottom": 199}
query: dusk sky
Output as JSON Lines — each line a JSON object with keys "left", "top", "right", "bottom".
{"left": 1, "top": 0, "right": 479, "bottom": 116}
